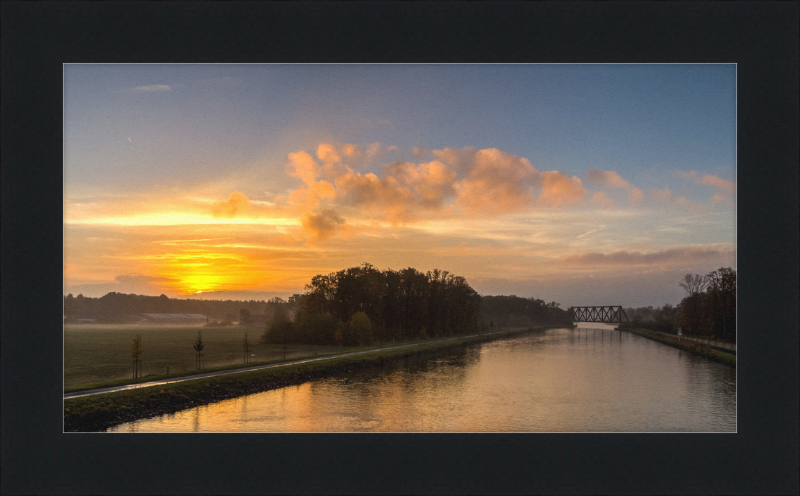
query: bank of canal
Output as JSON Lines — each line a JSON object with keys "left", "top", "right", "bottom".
{"left": 64, "top": 326, "right": 563, "bottom": 432}
{"left": 617, "top": 326, "right": 736, "bottom": 367}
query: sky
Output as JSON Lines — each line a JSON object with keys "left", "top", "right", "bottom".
{"left": 64, "top": 64, "right": 736, "bottom": 308}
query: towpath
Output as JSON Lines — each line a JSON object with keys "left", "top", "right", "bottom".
{"left": 64, "top": 330, "right": 514, "bottom": 400}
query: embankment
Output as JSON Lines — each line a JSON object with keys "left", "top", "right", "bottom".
{"left": 64, "top": 326, "right": 562, "bottom": 432}
{"left": 619, "top": 327, "right": 736, "bottom": 368}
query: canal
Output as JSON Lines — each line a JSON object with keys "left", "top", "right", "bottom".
{"left": 108, "top": 324, "right": 736, "bottom": 432}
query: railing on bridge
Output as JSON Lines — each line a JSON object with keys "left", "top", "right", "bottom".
{"left": 569, "top": 306, "right": 629, "bottom": 324}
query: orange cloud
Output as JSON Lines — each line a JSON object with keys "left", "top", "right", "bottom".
{"left": 537, "top": 171, "right": 587, "bottom": 208}
{"left": 589, "top": 191, "right": 616, "bottom": 208}
{"left": 700, "top": 174, "right": 735, "bottom": 192}
{"left": 283, "top": 145, "right": 597, "bottom": 227}
{"left": 301, "top": 209, "right": 346, "bottom": 241}
{"left": 340, "top": 143, "right": 361, "bottom": 158}
{"left": 334, "top": 168, "right": 416, "bottom": 222}
{"left": 287, "top": 180, "right": 337, "bottom": 208}
{"left": 383, "top": 160, "right": 457, "bottom": 209}
{"left": 454, "top": 148, "right": 538, "bottom": 215}
{"left": 650, "top": 186, "right": 672, "bottom": 202}
{"left": 211, "top": 191, "right": 249, "bottom": 218}
{"left": 432, "top": 146, "right": 479, "bottom": 175}
{"left": 587, "top": 169, "right": 630, "bottom": 188}
{"left": 677, "top": 170, "right": 735, "bottom": 193}
{"left": 286, "top": 150, "right": 320, "bottom": 185}
{"left": 628, "top": 188, "right": 644, "bottom": 206}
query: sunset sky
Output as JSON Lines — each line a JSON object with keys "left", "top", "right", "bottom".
{"left": 64, "top": 64, "right": 736, "bottom": 308}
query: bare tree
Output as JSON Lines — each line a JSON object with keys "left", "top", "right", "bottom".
{"left": 193, "top": 330, "right": 205, "bottom": 369}
{"left": 679, "top": 274, "right": 707, "bottom": 334}
{"left": 131, "top": 334, "right": 143, "bottom": 378}
{"left": 242, "top": 331, "right": 251, "bottom": 364}
{"left": 679, "top": 274, "right": 708, "bottom": 297}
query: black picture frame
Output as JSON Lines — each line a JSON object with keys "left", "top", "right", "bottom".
{"left": 2, "top": 2, "right": 797, "bottom": 494}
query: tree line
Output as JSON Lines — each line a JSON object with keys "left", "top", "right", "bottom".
{"left": 481, "top": 295, "right": 572, "bottom": 328}
{"left": 622, "top": 267, "right": 736, "bottom": 341}
{"left": 260, "top": 263, "right": 484, "bottom": 347}
{"left": 678, "top": 267, "right": 736, "bottom": 340}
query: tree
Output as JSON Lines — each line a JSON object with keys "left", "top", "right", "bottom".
{"left": 705, "top": 267, "right": 736, "bottom": 340}
{"left": 349, "top": 311, "right": 372, "bottom": 347}
{"left": 242, "top": 331, "right": 251, "bottom": 363}
{"left": 193, "top": 330, "right": 205, "bottom": 369}
{"left": 130, "top": 334, "right": 143, "bottom": 378}
{"left": 679, "top": 274, "right": 708, "bottom": 334}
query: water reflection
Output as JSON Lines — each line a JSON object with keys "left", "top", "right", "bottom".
{"left": 108, "top": 327, "right": 735, "bottom": 433}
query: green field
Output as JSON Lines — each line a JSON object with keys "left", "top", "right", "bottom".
{"left": 64, "top": 324, "right": 356, "bottom": 389}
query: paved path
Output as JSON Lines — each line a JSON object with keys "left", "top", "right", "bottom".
{"left": 64, "top": 330, "right": 513, "bottom": 400}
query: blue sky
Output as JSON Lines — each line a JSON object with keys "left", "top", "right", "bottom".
{"left": 64, "top": 64, "right": 736, "bottom": 307}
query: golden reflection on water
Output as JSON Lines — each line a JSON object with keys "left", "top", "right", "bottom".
{"left": 108, "top": 326, "right": 735, "bottom": 433}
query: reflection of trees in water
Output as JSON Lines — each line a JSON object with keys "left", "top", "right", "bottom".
{"left": 319, "top": 345, "right": 481, "bottom": 401}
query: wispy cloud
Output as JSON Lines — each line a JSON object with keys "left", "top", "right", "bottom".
{"left": 133, "top": 84, "right": 172, "bottom": 92}
{"left": 559, "top": 246, "right": 734, "bottom": 266}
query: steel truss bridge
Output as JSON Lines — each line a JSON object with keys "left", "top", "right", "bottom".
{"left": 569, "top": 306, "right": 629, "bottom": 324}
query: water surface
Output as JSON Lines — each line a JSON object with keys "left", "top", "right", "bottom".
{"left": 109, "top": 325, "right": 736, "bottom": 432}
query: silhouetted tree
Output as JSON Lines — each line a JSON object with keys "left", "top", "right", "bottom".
{"left": 193, "top": 330, "right": 205, "bottom": 369}
{"left": 242, "top": 331, "right": 251, "bottom": 363}
{"left": 131, "top": 334, "right": 143, "bottom": 378}
{"left": 679, "top": 274, "right": 708, "bottom": 334}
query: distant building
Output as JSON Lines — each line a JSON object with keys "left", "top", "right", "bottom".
{"left": 139, "top": 313, "right": 208, "bottom": 324}
{"left": 69, "top": 312, "right": 99, "bottom": 324}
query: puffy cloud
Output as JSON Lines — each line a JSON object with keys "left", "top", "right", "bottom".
{"left": 677, "top": 170, "right": 735, "bottom": 194}
{"left": 560, "top": 247, "right": 733, "bottom": 266}
{"left": 334, "top": 168, "right": 416, "bottom": 222}
{"left": 587, "top": 169, "right": 630, "bottom": 188}
{"left": 316, "top": 143, "right": 340, "bottom": 166}
{"left": 287, "top": 180, "right": 337, "bottom": 208}
{"left": 712, "top": 192, "right": 725, "bottom": 203}
{"left": 301, "top": 209, "right": 346, "bottom": 241}
{"left": 650, "top": 186, "right": 672, "bottom": 202}
{"left": 586, "top": 169, "right": 644, "bottom": 208}
{"left": 536, "top": 171, "right": 587, "bottom": 208}
{"left": 284, "top": 144, "right": 594, "bottom": 226}
{"left": 628, "top": 187, "right": 644, "bottom": 206}
{"left": 340, "top": 143, "right": 361, "bottom": 158}
{"left": 454, "top": 148, "right": 539, "bottom": 215}
{"left": 383, "top": 160, "right": 457, "bottom": 209}
{"left": 286, "top": 151, "right": 320, "bottom": 185}
{"left": 211, "top": 191, "right": 249, "bottom": 218}
{"left": 589, "top": 191, "right": 616, "bottom": 208}
{"left": 699, "top": 174, "right": 735, "bottom": 193}
{"left": 432, "top": 146, "right": 479, "bottom": 175}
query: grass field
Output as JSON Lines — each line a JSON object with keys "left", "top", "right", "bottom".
{"left": 64, "top": 324, "right": 357, "bottom": 389}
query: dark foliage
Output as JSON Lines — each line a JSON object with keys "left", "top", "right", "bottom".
{"left": 481, "top": 295, "right": 572, "bottom": 328}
